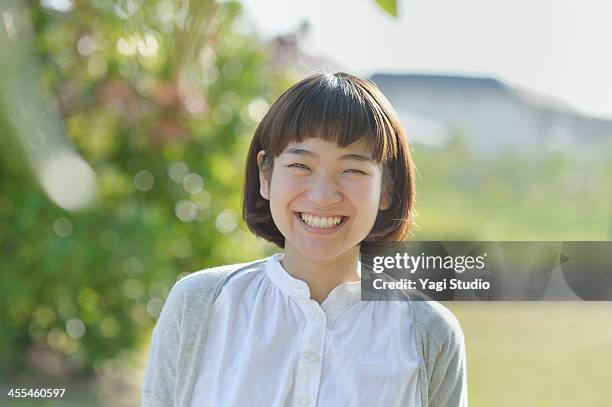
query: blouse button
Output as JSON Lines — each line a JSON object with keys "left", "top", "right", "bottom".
{"left": 297, "top": 396, "right": 311, "bottom": 405}
{"left": 304, "top": 352, "right": 319, "bottom": 363}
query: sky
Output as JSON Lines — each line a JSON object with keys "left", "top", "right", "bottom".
{"left": 240, "top": 0, "right": 612, "bottom": 119}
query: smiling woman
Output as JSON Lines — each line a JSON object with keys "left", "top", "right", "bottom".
{"left": 244, "top": 72, "right": 414, "bottom": 254}
{"left": 142, "top": 72, "right": 467, "bottom": 407}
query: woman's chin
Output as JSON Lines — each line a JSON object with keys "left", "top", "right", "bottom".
{"left": 292, "top": 240, "right": 356, "bottom": 264}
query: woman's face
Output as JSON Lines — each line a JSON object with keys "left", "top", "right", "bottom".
{"left": 258, "top": 137, "right": 390, "bottom": 263}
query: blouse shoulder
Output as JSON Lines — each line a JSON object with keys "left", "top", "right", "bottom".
{"left": 409, "top": 294, "right": 464, "bottom": 348}
{"left": 168, "top": 258, "right": 269, "bottom": 304}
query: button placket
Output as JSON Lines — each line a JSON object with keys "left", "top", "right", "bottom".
{"left": 293, "top": 303, "right": 326, "bottom": 407}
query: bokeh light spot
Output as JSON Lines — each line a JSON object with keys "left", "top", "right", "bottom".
{"left": 77, "top": 35, "right": 96, "bottom": 56}
{"left": 183, "top": 92, "right": 207, "bottom": 116}
{"left": 182, "top": 173, "right": 203, "bottom": 194}
{"left": 191, "top": 189, "right": 211, "bottom": 210}
{"left": 116, "top": 37, "right": 136, "bottom": 56}
{"left": 215, "top": 209, "right": 238, "bottom": 234}
{"left": 123, "top": 278, "right": 144, "bottom": 300}
{"left": 41, "top": 0, "right": 75, "bottom": 13}
{"left": 175, "top": 200, "right": 197, "bottom": 222}
{"left": 123, "top": 256, "right": 143, "bottom": 276}
{"left": 65, "top": 318, "right": 86, "bottom": 339}
{"left": 248, "top": 98, "right": 270, "bottom": 123}
{"left": 148, "top": 282, "right": 169, "bottom": 300}
{"left": 134, "top": 170, "right": 155, "bottom": 191}
{"left": 168, "top": 161, "right": 189, "bottom": 182}
{"left": 113, "top": 0, "right": 141, "bottom": 19}
{"left": 146, "top": 299, "right": 163, "bottom": 319}
{"left": 53, "top": 217, "right": 73, "bottom": 238}
{"left": 137, "top": 34, "right": 159, "bottom": 57}
{"left": 201, "top": 64, "right": 219, "bottom": 86}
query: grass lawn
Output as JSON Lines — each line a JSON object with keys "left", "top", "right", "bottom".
{"left": 447, "top": 302, "right": 612, "bottom": 407}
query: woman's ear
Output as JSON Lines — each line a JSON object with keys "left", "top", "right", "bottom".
{"left": 257, "top": 150, "right": 271, "bottom": 200}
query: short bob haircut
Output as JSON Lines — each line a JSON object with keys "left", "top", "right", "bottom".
{"left": 242, "top": 72, "right": 415, "bottom": 253}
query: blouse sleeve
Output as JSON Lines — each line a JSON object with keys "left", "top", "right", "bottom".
{"left": 411, "top": 297, "right": 468, "bottom": 407}
{"left": 141, "top": 282, "right": 184, "bottom": 407}
{"left": 427, "top": 311, "right": 468, "bottom": 407}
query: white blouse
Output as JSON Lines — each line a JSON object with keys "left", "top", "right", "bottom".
{"left": 188, "top": 254, "right": 421, "bottom": 407}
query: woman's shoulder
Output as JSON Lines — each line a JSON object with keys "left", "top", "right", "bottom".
{"left": 173, "top": 257, "right": 268, "bottom": 295}
{"left": 409, "top": 293, "right": 464, "bottom": 347}
{"left": 162, "top": 257, "right": 269, "bottom": 312}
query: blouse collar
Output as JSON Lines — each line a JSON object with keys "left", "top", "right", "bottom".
{"left": 264, "top": 253, "right": 362, "bottom": 314}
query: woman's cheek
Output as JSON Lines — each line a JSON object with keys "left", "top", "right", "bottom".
{"left": 271, "top": 171, "right": 301, "bottom": 192}
{"left": 283, "top": 178, "right": 307, "bottom": 197}
{"left": 346, "top": 180, "right": 378, "bottom": 203}
{"left": 270, "top": 176, "right": 305, "bottom": 209}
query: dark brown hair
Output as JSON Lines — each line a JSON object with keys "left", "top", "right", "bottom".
{"left": 242, "top": 72, "right": 415, "bottom": 252}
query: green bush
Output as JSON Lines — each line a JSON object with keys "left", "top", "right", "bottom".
{"left": 0, "top": 0, "right": 290, "bottom": 379}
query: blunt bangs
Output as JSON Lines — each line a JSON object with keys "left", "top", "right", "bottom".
{"left": 261, "top": 73, "right": 399, "bottom": 164}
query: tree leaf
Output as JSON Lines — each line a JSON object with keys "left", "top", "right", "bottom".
{"left": 374, "top": 0, "right": 398, "bottom": 17}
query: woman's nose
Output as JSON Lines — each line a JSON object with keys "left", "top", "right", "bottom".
{"left": 306, "top": 177, "right": 342, "bottom": 207}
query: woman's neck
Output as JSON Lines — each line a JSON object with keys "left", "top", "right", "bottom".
{"left": 280, "top": 245, "right": 361, "bottom": 304}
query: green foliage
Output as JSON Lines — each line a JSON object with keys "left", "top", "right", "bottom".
{"left": 411, "top": 134, "right": 612, "bottom": 240}
{"left": 0, "top": 0, "right": 290, "bottom": 379}
{"left": 374, "top": 0, "right": 398, "bottom": 17}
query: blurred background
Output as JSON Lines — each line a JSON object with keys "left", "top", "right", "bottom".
{"left": 0, "top": 0, "right": 611, "bottom": 406}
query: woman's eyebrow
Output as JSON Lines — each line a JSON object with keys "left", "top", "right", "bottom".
{"left": 286, "top": 148, "right": 316, "bottom": 158}
{"left": 285, "top": 148, "right": 373, "bottom": 163}
{"left": 339, "top": 153, "right": 374, "bottom": 163}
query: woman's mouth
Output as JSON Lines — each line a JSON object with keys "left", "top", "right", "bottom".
{"left": 295, "top": 212, "right": 348, "bottom": 230}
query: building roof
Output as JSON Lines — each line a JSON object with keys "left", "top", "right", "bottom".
{"left": 370, "top": 72, "right": 612, "bottom": 124}
{"left": 370, "top": 73, "right": 511, "bottom": 95}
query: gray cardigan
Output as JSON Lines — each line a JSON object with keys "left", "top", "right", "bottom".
{"left": 142, "top": 258, "right": 468, "bottom": 407}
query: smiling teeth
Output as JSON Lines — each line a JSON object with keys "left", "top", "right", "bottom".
{"left": 300, "top": 213, "right": 343, "bottom": 229}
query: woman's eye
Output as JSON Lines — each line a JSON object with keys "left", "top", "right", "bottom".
{"left": 343, "top": 169, "right": 366, "bottom": 175}
{"left": 288, "top": 163, "right": 310, "bottom": 171}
